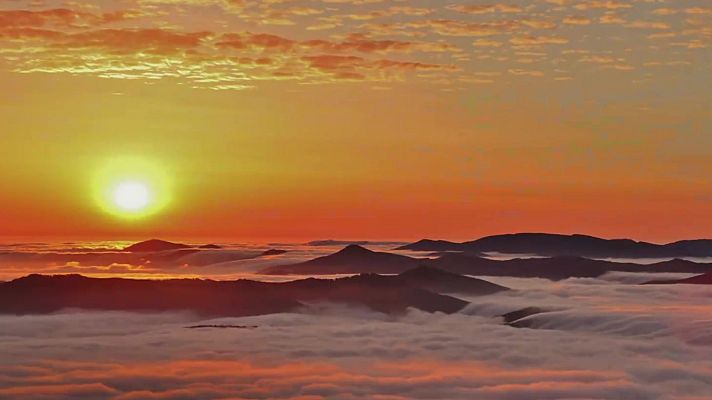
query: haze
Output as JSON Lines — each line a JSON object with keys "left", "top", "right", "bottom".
{"left": 1, "top": 1, "right": 711, "bottom": 399}
{"left": 1, "top": 0, "right": 710, "bottom": 242}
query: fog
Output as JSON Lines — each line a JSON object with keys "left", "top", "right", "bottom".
{"left": 0, "top": 242, "right": 415, "bottom": 281}
{"left": 1, "top": 273, "right": 711, "bottom": 399}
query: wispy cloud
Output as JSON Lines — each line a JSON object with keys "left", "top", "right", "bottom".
{"left": 0, "top": 0, "right": 708, "bottom": 89}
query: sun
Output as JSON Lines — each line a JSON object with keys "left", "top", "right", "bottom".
{"left": 93, "top": 157, "right": 172, "bottom": 219}
{"left": 113, "top": 181, "right": 152, "bottom": 212}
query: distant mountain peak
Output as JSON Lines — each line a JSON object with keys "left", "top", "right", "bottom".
{"left": 397, "top": 265, "right": 508, "bottom": 295}
{"left": 260, "top": 244, "right": 418, "bottom": 275}
{"left": 399, "top": 232, "right": 712, "bottom": 258}
{"left": 395, "top": 239, "right": 461, "bottom": 251}
{"left": 12, "top": 273, "right": 89, "bottom": 285}
{"left": 644, "top": 271, "right": 712, "bottom": 285}
{"left": 123, "top": 239, "right": 192, "bottom": 252}
{"left": 0, "top": 272, "right": 472, "bottom": 316}
{"left": 337, "top": 244, "right": 373, "bottom": 254}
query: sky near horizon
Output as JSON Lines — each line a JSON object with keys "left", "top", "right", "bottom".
{"left": 0, "top": 0, "right": 710, "bottom": 242}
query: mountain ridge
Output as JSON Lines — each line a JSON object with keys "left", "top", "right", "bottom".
{"left": 0, "top": 266, "right": 507, "bottom": 316}
{"left": 260, "top": 245, "right": 712, "bottom": 280}
{"left": 644, "top": 271, "right": 712, "bottom": 285}
{"left": 396, "top": 232, "right": 712, "bottom": 258}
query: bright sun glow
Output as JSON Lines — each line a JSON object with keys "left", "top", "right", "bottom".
{"left": 93, "top": 157, "right": 172, "bottom": 219}
{"left": 113, "top": 181, "right": 152, "bottom": 211}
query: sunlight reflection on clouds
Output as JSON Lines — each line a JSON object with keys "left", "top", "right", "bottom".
{"left": 1, "top": 274, "right": 711, "bottom": 399}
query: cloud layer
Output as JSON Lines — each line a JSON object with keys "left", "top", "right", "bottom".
{"left": 0, "top": 0, "right": 709, "bottom": 89}
{"left": 1, "top": 274, "right": 711, "bottom": 399}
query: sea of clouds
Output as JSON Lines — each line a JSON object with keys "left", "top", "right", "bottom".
{"left": 1, "top": 272, "right": 711, "bottom": 399}
{"left": 0, "top": 241, "right": 413, "bottom": 281}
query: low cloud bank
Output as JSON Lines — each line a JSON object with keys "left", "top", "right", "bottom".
{"left": 1, "top": 275, "right": 711, "bottom": 399}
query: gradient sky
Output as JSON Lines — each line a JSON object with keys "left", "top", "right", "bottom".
{"left": 0, "top": 0, "right": 710, "bottom": 242}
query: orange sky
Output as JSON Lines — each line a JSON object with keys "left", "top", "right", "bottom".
{"left": 0, "top": 0, "right": 711, "bottom": 242}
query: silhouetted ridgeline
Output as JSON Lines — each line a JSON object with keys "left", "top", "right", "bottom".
{"left": 0, "top": 267, "right": 507, "bottom": 316}
{"left": 398, "top": 265, "right": 507, "bottom": 295}
{"left": 122, "top": 239, "right": 193, "bottom": 252}
{"left": 501, "top": 307, "right": 551, "bottom": 325}
{"left": 1, "top": 240, "right": 286, "bottom": 269}
{"left": 396, "top": 233, "right": 712, "bottom": 258}
{"left": 260, "top": 245, "right": 712, "bottom": 280}
{"left": 263, "top": 244, "right": 418, "bottom": 275}
{"left": 644, "top": 271, "right": 712, "bottom": 285}
{"left": 306, "top": 240, "right": 406, "bottom": 247}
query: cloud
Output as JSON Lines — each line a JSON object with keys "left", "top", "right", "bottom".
{"left": 510, "top": 36, "right": 569, "bottom": 46}
{"left": 0, "top": 358, "right": 657, "bottom": 400}
{"left": 563, "top": 15, "right": 591, "bottom": 25}
{"left": 0, "top": 7, "right": 463, "bottom": 88}
{"left": 1, "top": 274, "right": 712, "bottom": 399}
{"left": 0, "top": 8, "right": 130, "bottom": 29}
{"left": 1, "top": 0, "right": 708, "bottom": 88}
{"left": 446, "top": 4, "right": 523, "bottom": 15}
{"left": 574, "top": 1, "right": 632, "bottom": 11}
{"left": 508, "top": 68, "right": 545, "bottom": 76}
{"left": 0, "top": 243, "right": 403, "bottom": 280}
{"left": 215, "top": 32, "right": 460, "bottom": 55}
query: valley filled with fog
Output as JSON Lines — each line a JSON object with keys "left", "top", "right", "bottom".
{"left": 1, "top": 240, "right": 711, "bottom": 399}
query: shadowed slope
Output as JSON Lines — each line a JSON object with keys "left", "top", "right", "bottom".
{"left": 0, "top": 274, "right": 298, "bottom": 316}
{"left": 398, "top": 239, "right": 465, "bottom": 252}
{"left": 398, "top": 233, "right": 712, "bottom": 258}
{"left": 0, "top": 270, "right": 475, "bottom": 316}
{"left": 283, "top": 273, "right": 469, "bottom": 314}
{"left": 501, "top": 307, "right": 551, "bottom": 325}
{"left": 431, "top": 254, "right": 712, "bottom": 280}
{"left": 398, "top": 265, "right": 507, "bottom": 295}
{"left": 0, "top": 240, "right": 288, "bottom": 272}
{"left": 429, "top": 254, "right": 612, "bottom": 280}
{"left": 261, "top": 245, "right": 421, "bottom": 275}
{"left": 644, "top": 272, "right": 712, "bottom": 285}
{"left": 122, "top": 239, "right": 192, "bottom": 252}
{"left": 260, "top": 246, "right": 712, "bottom": 280}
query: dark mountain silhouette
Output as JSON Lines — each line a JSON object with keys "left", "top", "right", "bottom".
{"left": 463, "top": 233, "right": 660, "bottom": 257}
{"left": 199, "top": 244, "right": 222, "bottom": 249}
{"left": 436, "top": 255, "right": 712, "bottom": 280}
{"left": 423, "top": 254, "right": 627, "bottom": 280}
{"left": 262, "top": 245, "right": 421, "bottom": 275}
{"left": 398, "top": 265, "right": 507, "bottom": 295}
{"left": 306, "top": 240, "right": 406, "bottom": 247}
{"left": 0, "top": 268, "right": 484, "bottom": 316}
{"left": 174, "top": 249, "right": 282, "bottom": 267}
{"left": 261, "top": 249, "right": 288, "bottom": 256}
{"left": 397, "top": 233, "right": 712, "bottom": 258}
{"left": 501, "top": 307, "right": 550, "bottom": 325}
{"left": 642, "top": 258, "right": 711, "bottom": 273}
{"left": 467, "top": 257, "right": 698, "bottom": 280}
{"left": 283, "top": 273, "right": 469, "bottom": 314}
{"left": 307, "top": 240, "right": 371, "bottom": 246}
{"left": 1, "top": 242, "right": 288, "bottom": 271}
{"left": 644, "top": 271, "right": 712, "bottom": 285}
{"left": 139, "top": 248, "right": 201, "bottom": 263}
{"left": 0, "top": 274, "right": 297, "bottom": 316}
{"left": 662, "top": 240, "right": 712, "bottom": 257}
{"left": 429, "top": 254, "right": 615, "bottom": 280}
{"left": 260, "top": 246, "right": 712, "bottom": 280}
{"left": 123, "top": 239, "right": 192, "bottom": 252}
{"left": 399, "top": 239, "right": 464, "bottom": 252}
